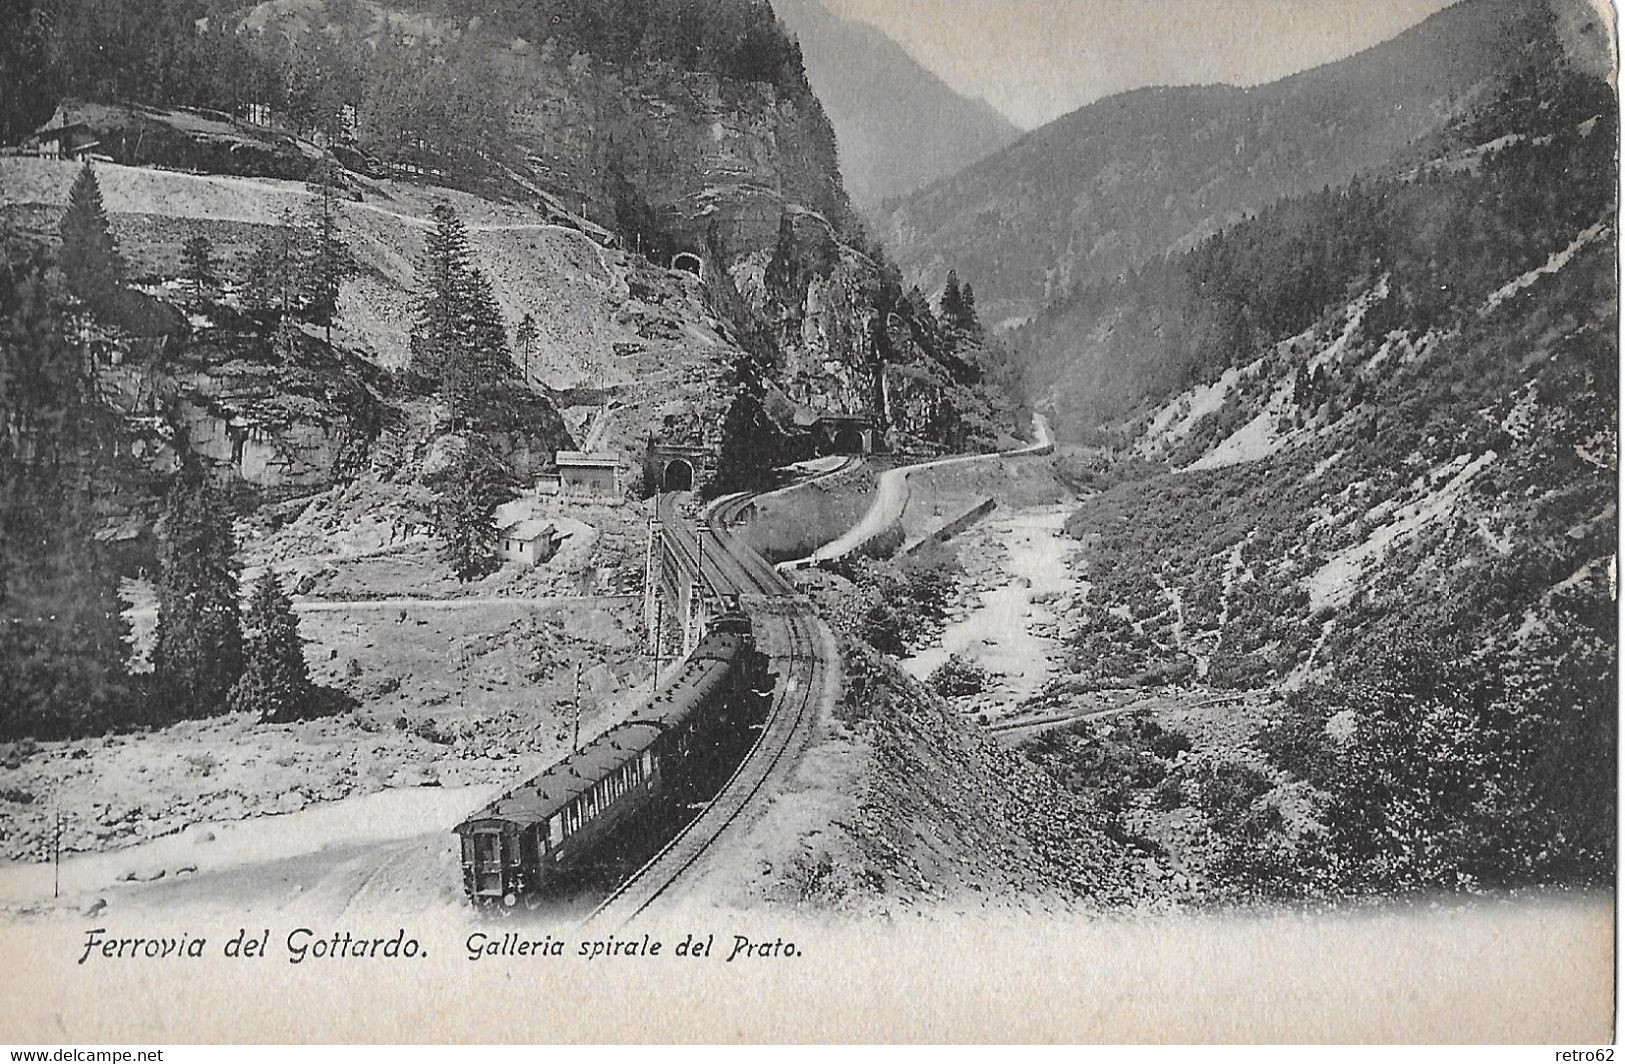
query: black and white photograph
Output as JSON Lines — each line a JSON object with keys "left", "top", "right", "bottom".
{"left": 0, "top": 0, "right": 1616, "bottom": 1046}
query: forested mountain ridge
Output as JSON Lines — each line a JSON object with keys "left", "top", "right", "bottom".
{"left": 873, "top": 0, "right": 1612, "bottom": 328}
{"left": 2, "top": 0, "right": 1021, "bottom": 467}
{"left": 770, "top": 0, "right": 1020, "bottom": 209}
{"left": 1020, "top": 0, "right": 1614, "bottom": 438}
{"left": 2, "top": 0, "right": 850, "bottom": 252}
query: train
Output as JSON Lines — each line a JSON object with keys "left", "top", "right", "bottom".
{"left": 453, "top": 608, "right": 770, "bottom": 909}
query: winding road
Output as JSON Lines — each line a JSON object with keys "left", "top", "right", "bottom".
{"left": 785, "top": 412, "right": 1055, "bottom": 568}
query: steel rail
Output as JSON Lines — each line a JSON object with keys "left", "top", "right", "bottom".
{"left": 587, "top": 489, "right": 834, "bottom": 925}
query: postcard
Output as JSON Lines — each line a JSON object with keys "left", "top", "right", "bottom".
{"left": 0, "top": 0, "right": 1615, "bottom": 1045}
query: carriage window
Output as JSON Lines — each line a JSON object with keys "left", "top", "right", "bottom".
{"left": 548, "top": 814, "right": 563, "bottom": 847}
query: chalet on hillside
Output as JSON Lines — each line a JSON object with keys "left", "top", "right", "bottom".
{"left": 23, "top": 123, "right": 100, "bottom": 160}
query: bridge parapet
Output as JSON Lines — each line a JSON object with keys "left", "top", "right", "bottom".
{"left": 642, "top": 515, "right": 718, "bottom": 655}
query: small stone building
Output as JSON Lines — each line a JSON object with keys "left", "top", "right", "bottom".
{"left": 554, "top": 451, "right": 621, "bottom": 496}
{"left": 499, "top": 519, "right": 565, "bottom": 568}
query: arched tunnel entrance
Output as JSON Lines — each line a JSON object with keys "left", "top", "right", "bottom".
{"left": 832, "top": 425, "right": 866, "bottom": 454}
{"left": 672, "top": 252, "right": 703, "bottom": 280}
{"left": 663, "top": 459, "right": 694, "bottom": 492}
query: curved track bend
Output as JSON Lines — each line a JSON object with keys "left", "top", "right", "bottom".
{"left": 587, "top": 488, "right": 839, "bottom": 925}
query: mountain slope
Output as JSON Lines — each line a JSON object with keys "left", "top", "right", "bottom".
{"left": 873, "top": 0, "right": 1610, "bottom": 327}
{"left": 772, "top": 0, "right": 1020, "bottom": 210}
{"left": 1027, "top": 23, "right": 1616, "bottom": 897}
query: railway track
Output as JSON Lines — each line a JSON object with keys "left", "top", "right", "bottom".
{"left": 587, "top": 490, "right": 838, "bottom": 925}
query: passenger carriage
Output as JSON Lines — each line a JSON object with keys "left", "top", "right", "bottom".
{"left": 454, "top": 612, "right": 766, "bottom": 908}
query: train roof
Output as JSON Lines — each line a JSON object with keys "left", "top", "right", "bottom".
{"left": 454, "top": 618, "right": 754, "bottom": 833}
{"left": 458, "top": 721, "right": 664, "bottom": 829}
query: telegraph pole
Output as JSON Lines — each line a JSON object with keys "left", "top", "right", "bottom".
{"left": 643, "top": 510, "right": 659, "bottom": 655}
{"left": 652, "top": 595, "right": 664, "bottom": 690}
{"left": 694, "top": 527, "right": 709, "bottom": 646}
{"left": 696, "top": 527, "right": 707, "bottom": 595}
{"left": 53, "top": 812, "right": 63, "bottom": 899}
{"left": 572, "top": 663, "right": 582, "bottom": 754}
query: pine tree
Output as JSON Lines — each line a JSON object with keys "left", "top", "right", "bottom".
{"left": 228, "top": 569, "right": 312, "bottom": 722}
{"left": 244, "top": 206, "right": 309, "bottom": 326}
{"left": 0, "top": 245, "right": 134, "bottom": 740}
{"left": 58, "top": 160, "right": 124, "bottom": 315}
{"left": 711, "top": 364, "right": 784, "bottom": 496}
{"left": 0, "top": 464, "right": 138, "bottom": 739}
{"left": 957, "top": 280, "right": 979, "bottom": 332}
{"left": 409, "top": 204, "right": 512, "bottom": 427}
{"left": 434, "top": 446, "right": 500, "bottom": 583}
{"left": 465, "top": 266, "right": 512, "bottom": 386}
{"left": 409, "top": 203, "right": 476, "bottom": 411}
{"left": 940, "top": 270, "right": 964, "bottom": 324}
{"left": 304, "top": 161, "right": 355, "bottom": 344}
{"left": 180, "top": 233, "right": 219, "bottom": 310}
{"left": 153, "top": 459, "right": 243, "bottom": 719}
{"left": 514, "top": 312, "right": 538, "bottom": 384}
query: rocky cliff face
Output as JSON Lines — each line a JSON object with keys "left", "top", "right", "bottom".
{"left": 513, "top": 58, "right": 849, "bottom": 251}
{"left": 724, "top": 207, "right": 1009, "bottom": 452}
{"left": 82, "top": 322, "right": 391, "bottom": 544}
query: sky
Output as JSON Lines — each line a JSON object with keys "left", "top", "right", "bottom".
{"left": 819, "top": 0, "right": 1464, "bottom": 129}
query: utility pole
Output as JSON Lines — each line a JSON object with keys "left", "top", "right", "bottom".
{"left": 652, "top": 594, "right": 664, "bottom": 690}
{"left": 53, "top": 812, "right": 63, "bottom": 899}
{"left": 643, "top": 511, "right": 659, "bottom": 655}
{"left": 572, "top": 663, "right": 582, "bottom": 754}
{"left": 693, "top": 527, "right": 708, "bottom": 648}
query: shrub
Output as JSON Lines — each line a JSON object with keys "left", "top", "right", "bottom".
{"left": 928, "top": 655, "right": 990, "bottom": 698}
{"left": 1151, "top": 775, "right": 1185, "bottom": 811}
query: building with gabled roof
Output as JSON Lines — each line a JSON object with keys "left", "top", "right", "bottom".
{"left": 499, "top": 518, "right": 566, "bottom": 568}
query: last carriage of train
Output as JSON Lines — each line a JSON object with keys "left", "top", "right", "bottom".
{"left": 453, "top": 608, "right": 772, "bottom": 909}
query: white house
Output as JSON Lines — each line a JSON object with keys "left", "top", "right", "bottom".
{"left": 499, "top": 518, "right": 565, "bottom": 568}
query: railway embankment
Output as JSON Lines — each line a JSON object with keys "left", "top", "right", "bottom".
{"left": 733, "top": 460, "right": 880, "bottom": 564}
{"left": 683, "top": 611, "right": 1145, "bottom": 914}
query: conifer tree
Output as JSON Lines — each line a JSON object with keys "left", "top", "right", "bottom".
{"left": 304, "top": 162, "right": 355, "bottom": 344}
{"left": 957, "top": 280, "right": 979, "bottom": 332}
{"left": 465, "top": 266, "right": 513, "bottom": 385}
{"left": 409, "top": 203, "right": 475, "bottom": 405}
{"left": 940, "top": 270, "right": 964, "bottom": 324}
{"left": 58, "top": 160, "right": 124, "bottom": 314}
{"left": 180, "top": 233, "right": 219, "bottom": 309}
{"left": 228, "top": 569, "right": 311, "bottom": 722}
{"left": 409, "top": 204, "right": 511, "bottom": 427}
{"left": 244, "top": 206, "right": 309, "bottom": 326}
{"left": 514, "top": 312, "right": 538, "bottom": 383}
{"left": 154, "top": 459, "right": 243, "bottom": 719}
{"left": 711, "top": 362, "right": 785, "bottom": 496}
{"left": 0, "top": 245, "right": 134, "bottom": 740}
{"left": 434, "top": 446, "right": 500, "bottom": 582}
